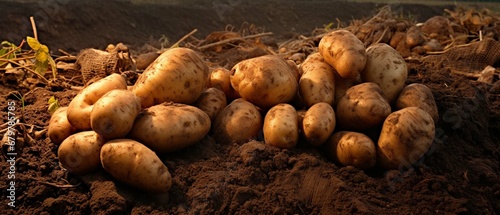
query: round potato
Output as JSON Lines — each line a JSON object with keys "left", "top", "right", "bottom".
{"left": 302, "top": 102, "right": 336, "bottom": 146}
{"left": 90, "top": 89, "right": 142, "bottom": 140}
{"left": 396, "top": 83, "right": 439, "bottom": 123}
{"left": 67, "top": 73, "right": 127, "bottom": 131}
{"left": 209, "top": 67, "right": 240, "bottom": 101}
{"left": 230, "top": 55, "right": 298, "bottom": 109}
{"left": 336, "top": 82, "right": 391, "bottom": 131}
{"left": 318, "top": 29, "right": 367, "bottom": 79}
{"left": 100, "top": 139, "right": 172, "bottom": 193}
{"left": 212, "top": 98, "right": 263, "bottom": 144}
{"left": 361, "top": 43, "right": 408, "bottom": 103}
{"left": 48, "top": 107, "right": 78, "bottom": 145}
{"left": 377, "top": 107, "right": 436, "bottom": 170}
{"left": 325, "top": 131, "right": 377, "bottom": 170}
{"left": 194, "top": 87, "right": 227, "bottom": 122}
{"left": 58, "top": 131, "right": 105, "bottom": 175}
{"left": 128, "top": 103, "right": 210, "bottom": 154}
{"left": 333, "top": 71, "right": 359, "bottom": 107}
{"left": 263, "top": 104, "right": 299, "bottom": 149}
{"left": 132, "top": 47, "right": 209, "bottom": 108}
{"left": 299, "top": 53, "right": 336, "bottom": 107}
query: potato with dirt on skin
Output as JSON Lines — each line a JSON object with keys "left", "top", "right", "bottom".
{"left": 333, "top": 71, "right": 360, "bottom": 107}
{"left": 67, "top": 73, "right": 127, "bottom": 131}
{"left": 48, "top": 107, "right": 78, "bottom": 145}
{"left": 212, "top": 98, "right": 263, "bottom": 144}
{"left": 361, "top": 43, "right": 408, "bottom": 103}
{"left": 209, "top": 67, "right": 240, "bottom": 101}
{"left": 318, "top": 29, "right": 367, "bottom": 79}
{"left": 302, "top": 102, "right": 336, "bottom": 146}
{"left": 299, "top": 52, "right": 336, "bottom": 107}
{"left": 263, "top": 104, "right": 299, "bottom": 149}
{"left": 230, "top": 55, "right": 298, "bottom": 109}
{"left": 326, "top": 131, "right": 377, "bottom": 169}
{"left": 194, "top": 87, "right": 227, "bottom": 121}
{"left": 100, "top": 139, "right": 172, "bottom": 193}
{"left": 336, "top": 82, "right": 391, "bottom": 131}
{"left": 132, "top": 47, "right": 209, "bottom": 108}
{"left": 58, "top": 131, "right": 105, "bottom": 175}
{"left": 377, "top": 107, "right": 436, "bottom": 170}
{"left": 90, "top": 89, "right": 141, "bottom": 140}
{"left": 128, "top": 103, "right": 210, "bottom": 154}
{"left": 396, "top": 83, "right": 439, "bottom": 123}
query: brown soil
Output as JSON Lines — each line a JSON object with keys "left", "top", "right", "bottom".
{"left": 1, "top": 1, "right": 499, "bottom": 215}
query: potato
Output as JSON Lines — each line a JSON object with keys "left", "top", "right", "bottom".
{"left": 336, "top": 82, "right": 391, "bottom": 131}
{"left": 58, "top": 131, "right": 105, "bottom": 175}
{"left": 132, "top": 47, "right": 209, "bottom": 108}
{"left": 396, "top": 83, "right": 439, "bottom": 123}
{"left": 48, "top": 107, "right": 78, "bottom": 145}
{"left": 209, "top": 67, "right": 240, "bottom": 101}
{"left": 90, "top": 89, "right": 142, "bottom": 140}
{"left": 194, "top": 87, "right": 227, "bottom": 121}
{"left": 420, "top": 16, "right": 452, "bottom": 42}
{"left": 377, "top": 107, "right": 435, "bottom": 170}
{"left": 100, "top": 139, "right": 172, "bottom": 193}
{"left": 213, "top": 98, "right": 263, "bottom": 144}
{"left": 67, "top": 74, "right": 127, "bottom": 131}
{"left": 128, "top": 103, "right": 210, "bottom": 154}
{"left": 302, "top": 102, "right": 336, "bottom": 146}
{"left": 318, "top": 30, "right": 367, "bottom": 79}
{"left": 361, "top": 43, "right": 408, "bottom": 103}
{"left": 325, "top": 131, "right": 376, "bottom": 170}
{"left": 405, "top": 26, "right": 425, "bottom": 49}
{"left": 230, "top": 55, "right": 298, "bottom": 109}
{"left": 333, "top": 71, "right": 359, "bottom": 107}
{"left": 299, "top": 53, "right": 336, "bottom": 107}
{"left": 263, "top": 104, "right": 299, "bottom": 149}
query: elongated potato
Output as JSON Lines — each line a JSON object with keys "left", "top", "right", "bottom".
{"left": 209, "top": 67, "right": 240, "bottom": 101}
{"left": 326, "top": 131, "right": 376, "bottom": 170}
{"left": 212, "top": 98, "right": 263, "bottom": 144}
{"left": 361, "top": 43, "right": 408, "bottom": 103}
{"left": 377, "top": 107, "right": 435, "bottom": 170}
{"left": 67, "top": 74, "right": 127, "bottom": 131}
{"left": 336, "top": 82, "right": 391, "bottom": 131}
{"left": 299, "top": 53, "right": 336, "bottom": 107}
{"left": 302, "top": 102, "right": 336, "bottom": 146}
{"left": 194, "top": 87, "right": 227, "bottom": 122}
{"left": 128, "top": 103, "right": 210, "bottom": 154}
{"left": 396, "top": 83, "right": 438, "bottom": 123}
{"left": 132, "top": 47, "right": 209, "bottom": 108}
{"left": 90, "top": 89, "right": 142, "bottom": 140}
{"left": 319, "top": 30, "right": 367, "bottom": 79}
{"left": 100, "top": 139, "right": 172, "bottom": 193}
{"left": 58, "top": 131, "right": 105, "bottom": 175}
{"left": 263, "top": 104, "right": 299, "bottom": 149}
{"left": 230, "top": 55, "right": 298, "bottom": 109}
{"left": 48, "top": 107, "right": 78, "bottom": 145}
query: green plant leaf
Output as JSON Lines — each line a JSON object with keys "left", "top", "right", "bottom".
{"left": 35, "top": 49, "right": 48, "bottom": 62}
{"left": 27, "top": 36, "right": 41, "bottom": 51}
{"left": 47, "top": 96, "right": 60, "bottom": 115}
{"left": 35, "top": 58, "right": 48, "bottom": 75}
{"left": 48, "top": 55, "right": 57, "bottom": 78}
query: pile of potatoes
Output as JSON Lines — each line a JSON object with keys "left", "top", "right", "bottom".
{"left": 47, "top": 29, "right": 439, "bottom": 193}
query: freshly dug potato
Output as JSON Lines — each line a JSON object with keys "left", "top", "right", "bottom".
{"left": 209, "top": 67, "right": 240, "bottom": 101}
{"left": 318, "top": 30, "right": 367, "bottom": 79}
{"left": 405, "top": 26, "right": 425, "bottom": 49}
{"left": 67, "top": 73, "right": 127, "bottom": 131}
{"left": 361, "top": 43, "right": 408, "bottom": 103}
{"left": 299, "top": 53, "right": 336, "bottom": 107}
{"left": 58, "top": 131, "right": 105, "bottom": 175}
{"left": 100, "top": 139, "right": 172, "bottom": 193}
{"left": 326, "top": 131, "right": 377, "bottom": 170}
{"left": 334, "top": 71, "right": 359, "bottom": 107}
{"left": 420, "top": 16, "right": 452, "bottom": 42}
{"left": 132, "top": 47, "right": 209, "bottom": 108}
{"left": 128, "top": 103, "right": 210, "bottom": 154}
{"left": 194, "top": 87, "right": 227, "bottom": 121}
{"left": 302, "top": 102, "right": 336, "bottom": 146}
{"left": 263, "top": 104, "right": 299, "bottom": 149}
{"left": 377, "top": 107, "right": 435, "bottom": 170}
{"left": 48, "top": 107, "right": 77, "bottom": 145}
{"left": 230, "top": 55, "right": 298, "bottom": 109}
{"left": 389, "top": 31, "right": 406, "bottom": 49}
{"left": 212, "top": 98, "right": 263, "bottom": 144}
{"left": 396, "top": 83, "right": 439, "bottom": 123}
{"left": 90, "top": 89, "right": 142, "bottom": 140}
{"left": 336, "top": 82, "right": 391, "bottom": 131}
